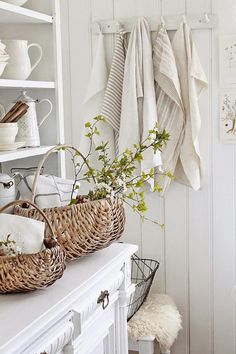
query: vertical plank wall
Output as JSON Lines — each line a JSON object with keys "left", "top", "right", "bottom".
{"left": 65, "top": 0, "right": 236, "bottom": 353}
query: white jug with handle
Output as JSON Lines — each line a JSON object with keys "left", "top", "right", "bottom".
{"left": 0, "top": 91, "right": 53, "bottom": 147}
{"left": 2, "top": 40, "right": 43, "bottom": 80}
{"left": 15, "top": 91, "right": 53, "bottom": 147}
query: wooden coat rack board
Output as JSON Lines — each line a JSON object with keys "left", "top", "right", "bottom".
{"left": 92, "top": 13, "right": 218, "bottom": 34}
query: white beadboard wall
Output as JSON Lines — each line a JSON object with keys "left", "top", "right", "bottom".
{"left": 63, "top": 0, "right": 236, "bottom": 353}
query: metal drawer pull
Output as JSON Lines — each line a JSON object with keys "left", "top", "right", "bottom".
{"left": 97, "top": 290, "right": 110, "bottom": 310}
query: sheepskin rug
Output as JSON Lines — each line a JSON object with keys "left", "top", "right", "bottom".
{"left": 128, "top": 293, "right": 182, "bottom": 353}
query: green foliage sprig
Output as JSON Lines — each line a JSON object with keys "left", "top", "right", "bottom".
{"left": 0, "top": 234, "right": 21, "bottom": 257}
{"left": 66, "top": 116, "right": 171, "bottom": 226}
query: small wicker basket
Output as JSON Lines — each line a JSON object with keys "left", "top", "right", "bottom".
{"left": 127, "top": 254, "right": 160, "bottom": 320}
{"left": 14, "top": 145, "right": 126, "bottom": 261}
{"left": 0, "top": 200, "right": 66, "bottom": 294}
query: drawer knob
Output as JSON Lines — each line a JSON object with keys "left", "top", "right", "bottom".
{"left": 97, "top": 290, "right": 109, "bottom": 310}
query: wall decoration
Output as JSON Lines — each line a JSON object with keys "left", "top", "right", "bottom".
{"left": 220, "top": 90, "right": 236, "bottom": 143}
{"left": 219, "top": 35, "right": 236, "bottom": 87}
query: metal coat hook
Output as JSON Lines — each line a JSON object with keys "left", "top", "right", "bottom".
{"left": 160, "top": 15, "right": 165, "bottom": 27}
{"left": 204, "top": 13, "right": 210, "bottom": 23}
{"left": 199, "top": 13, "right": 210, "bottom": 24}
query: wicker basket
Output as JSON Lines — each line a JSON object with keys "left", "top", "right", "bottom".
{"left": 0, "top": 200, "right": 66, "bottom": 294}
{"left": 14, "top": 145, "right": 126, "bottom": 261}
{"left": 127, "top": 254, "right": 160, "bottom": 320}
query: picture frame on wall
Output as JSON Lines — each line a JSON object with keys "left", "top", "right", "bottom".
{"left": 219, "top": 90, "right": 236, "bottom": 143}
{"left": 219, "top": 35, "right": 236, "bottom": 87}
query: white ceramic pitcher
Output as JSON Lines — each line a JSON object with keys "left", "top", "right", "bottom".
{"left": 2, "top": 40, "right": 43, "bottom": 80}
{"left": 0, "top": 91, "right": 53, "bottom": 147}
{"left": 15, "top": 91, "right": 53, "bottom": 147}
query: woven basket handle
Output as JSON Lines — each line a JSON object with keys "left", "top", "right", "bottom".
{"left": 0, "top": 200, "right": 55, "bottom": 241}
{"left": 30, "top": 144, "right": 94, "bottom": 203}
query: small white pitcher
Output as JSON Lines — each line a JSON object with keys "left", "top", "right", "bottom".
{"left": 2, "top": 40, "right": 43, "bottom": 80}
{"left": 0, "top": 91, "right": 53, "bottom": 147}
{"left": 15, "top": 91, "right": 53, "bottom": 147}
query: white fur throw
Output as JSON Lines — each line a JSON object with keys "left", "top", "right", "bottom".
{"left": 128, "top": 293, "right": 182, "bottom": 353}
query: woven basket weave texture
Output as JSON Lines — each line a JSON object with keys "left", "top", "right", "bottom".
{"left": 0, "top": 200, "right": 66, "bottom": 293}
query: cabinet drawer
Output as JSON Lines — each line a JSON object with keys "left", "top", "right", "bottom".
{"left": 22, "top": 312, "right": 73, "bottom": 354}
{"left": 72, "top": 271, "right": 124, "bottom": 354}
{"left": 72, "top": 270, "right": 124, "bottom": 328}
{"left": 74, "top": 295, "right": 119, "bottom": 354}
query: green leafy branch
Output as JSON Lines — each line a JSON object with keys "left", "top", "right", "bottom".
{"left": 69, "top": 116, "right": 171, "bottom": 225}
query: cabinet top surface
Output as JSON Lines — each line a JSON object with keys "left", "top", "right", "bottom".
{"left": 0, "top": 243, "right": 137, "bottom": 351}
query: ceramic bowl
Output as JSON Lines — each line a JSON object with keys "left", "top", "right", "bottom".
{"left": 0, "top": 123, "right": 18, "bottom": 144}
{"left": 0, "top": 62, "right": 7, "bottom": 77}
{"left": 3, "top": 0, "right": 28, "bottom": 6}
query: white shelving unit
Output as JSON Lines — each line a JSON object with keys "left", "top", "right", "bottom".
{"left": 0, "top": 79, "right": 55, "bottom": 89}
{"left": 0, "top": 0, "right": 65, "bottom": 177}
{"left": 0, "top": 145, "right": 55, "bottom": 163}
{"left": 0, "top": 1, "right": 52, "bottom": 23}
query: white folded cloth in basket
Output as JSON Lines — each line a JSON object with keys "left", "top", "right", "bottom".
{"left": 16, "top": 174, "right": 76, "bottom": 209}
{"left": 0, "top": 214, "right": 45, "bottom": 254}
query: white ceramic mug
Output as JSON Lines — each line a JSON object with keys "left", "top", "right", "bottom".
{"left": 3, "top": 0, "right": 28, "bottom": 6}
{"left": 2, "top": 40, "right": 43, "bottom": 80}
{"left": 0, "top": 123, "right": 18, "bottom": 144}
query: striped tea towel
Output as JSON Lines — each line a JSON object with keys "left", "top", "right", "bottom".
{"left": 119, "top": 18, "right": 162, "bottom": 189}
{"left": 153, "top": 25, "right": 184, "bottom": 195}
{"left": 101, "top": 28, "right": 127, "bottom": 153}
{"left": 172, "top": 22, "right": 208, "bottom": 190}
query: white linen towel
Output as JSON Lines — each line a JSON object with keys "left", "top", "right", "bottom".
{"left": 172, "top": 22, "right": 208, "bottom": 190}
{"left": 119, "top": 18, "right": 162, "bottom": 187}
{"left": 0, "top": 214, "right": 45, "bottom": 254}
{"left": 78, "top": 33, "right": 115, "bottom": 159}
{"left": 153, "top": 25, "right": 184, "bottom": 195}
{"left": 101, "top": 28, "right": 127, "bottom": 153}
{"left": 16, "top": 174, "right": 77, "bottom": 209}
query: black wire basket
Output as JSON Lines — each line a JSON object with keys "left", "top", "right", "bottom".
{"left": 127, "top": 254, "right": 160, "bottom": 321}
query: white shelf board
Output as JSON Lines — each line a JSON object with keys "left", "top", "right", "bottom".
{"left": 0, "top": 145, "right": 55, "bottom": 163}
{"left": 0, "top": 79, "right": 55, "bottom": 89}
{"left": 0, "top": 1, "right": 52, "bottom": 24}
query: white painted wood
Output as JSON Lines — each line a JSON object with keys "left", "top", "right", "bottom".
{"left": 212, "top": 0, "right": 236, "bottom": 353}
{"left": 64, "top": 0, "right": 236, "bottom": 353}
{"left": 0, "top": 0, "right": 52, "bottom": 24}
{"left": 0, "top": 243, "right": 137, "bottom": 354}
{"left": 0, "top": 145, "right": 55, "bottom": 163}
{"left": 0, "top": 79, "right": 55, "bottom": 88}
{"left": 67, "top": 0, "right": 92, "bottom": 151}
{"left": 53, "top": 0, "right": 66, "bottom": 177}
{"left": 129, "top": 337, "right": 156, "bottom": 354}
{"left": 185, "top": 1, "right": 213, "bottom": 354}
{"left": 92, "top": 14, "right": 218, "bottom": 34}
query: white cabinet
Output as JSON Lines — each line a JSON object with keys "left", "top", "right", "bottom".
{"left": 0, "top": 243, "right": 138, "bottom": 354}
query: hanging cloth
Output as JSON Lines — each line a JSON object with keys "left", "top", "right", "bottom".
{"left": 101, "top": 28, "right": 127, "bottom": 153}
{"left": 78, "top": 33, "right": 115, "bottom": 159}
{"left": 119, "top": 17, "right": 162, "bottom": 187}
{"left": 172, "top": 22, "right": 208, "bottom": 190}
{"left": 153, "top": 24, "right": 184, "bottom": 195}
